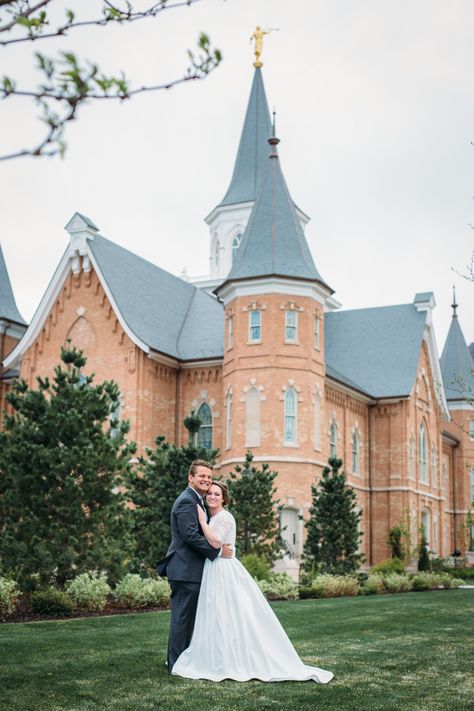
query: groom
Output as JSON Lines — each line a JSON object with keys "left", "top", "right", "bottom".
{"left": 157, "top": 459, "right": 232, "bottom": 670}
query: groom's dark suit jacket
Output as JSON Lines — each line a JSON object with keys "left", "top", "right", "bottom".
{"left": 157, "top": 487, "right": 219, "bottom": 582}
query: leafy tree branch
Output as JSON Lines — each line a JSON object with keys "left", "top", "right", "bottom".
{"left": 0, "top": 1, "right": 222, "bottom": 160}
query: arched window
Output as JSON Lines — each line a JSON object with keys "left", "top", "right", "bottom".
{"left": 329, "top": 421, "right": 337, "bottom": 458}
{"left": 409, "top": 435, "right": 415, "bottom": 479}
{"left": 431, "top": 446, "right": 437, "bottom": 487}
{"left": 421, "top": 509, "right": 431, "bottom": 547}
{"left": 313, "top": 391, "right": 321, "bottom": 449}
{"left": 352, "top": 430, "right": 360, "bottom": 474}
{"left": 419, "top": 424, "right": 428, "bottom": 483}
{"left": 225, "top": 391, "right": 232, "bottom": 449}
{"left": 245, "top": 387, "right": 261, "bottom": 447}
{"left": 284, "top": 388, "right": 297, "bottom": 444}
{"left": 433, "top": 513, "right": 439, "bottom": 553}
{"left": 470, "top": 419, "right": 474, "bottom": 440}
{"left": 314, "top": 316, "right": 320, "bottom": 350}
{"left": 232, "top": 233, "right": 242, "bottom": 263}
{"left": 197, "top": 403, "right": 212, "bottom": 449}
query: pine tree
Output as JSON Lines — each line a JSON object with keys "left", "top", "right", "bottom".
{"left": 226, "top": 451, "right": 281, "bottom": 563}
{"left": 0, "top": 346, "right": 136, "bottom": 589}
{"left": 303, "top": 457, "right": 363, "bottom": 575}
{"left": 127, "top": 435, "right": 219, "bottom": 572}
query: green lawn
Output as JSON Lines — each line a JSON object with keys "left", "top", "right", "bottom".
{"left": 1, "top": 590, "right": 473, "bottom": 711}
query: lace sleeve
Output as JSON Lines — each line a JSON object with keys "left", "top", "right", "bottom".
{"left": 211, "top": 512, "right": 234, "bottom": 544}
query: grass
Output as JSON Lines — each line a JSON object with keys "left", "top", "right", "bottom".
{"left": 1, "top": 590, "right": 473, "bottom": 711}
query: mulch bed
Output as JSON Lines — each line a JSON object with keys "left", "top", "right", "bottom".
{"left": 2, "top": 599, "right": 170, "bottom": 624}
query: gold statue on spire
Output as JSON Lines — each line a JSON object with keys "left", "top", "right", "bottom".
{"left": 251, "top": 25, "right": 278, "bottom": 67}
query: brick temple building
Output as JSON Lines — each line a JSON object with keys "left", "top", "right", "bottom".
{"left": 1, "top": 66, "right": 473, "bottom": 572}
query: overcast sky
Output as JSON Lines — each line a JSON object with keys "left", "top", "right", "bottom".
{"left": 1, "top": 0, "right": 473, "bottom": 354}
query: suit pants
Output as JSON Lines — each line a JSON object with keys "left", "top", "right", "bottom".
{"left": 167, "top": 580, "right": 201, "bottom": 671}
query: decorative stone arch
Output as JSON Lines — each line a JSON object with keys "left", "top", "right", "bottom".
{"left": 191, "top": 390, "right": 217, "bottom": 450}
{"left": 421, "top": 507, "right": 431, "bottom": 547}
{"left": 416, "top": 368, "right": 432, "bottom": 405}
{"left": 351, "top": 421, "right": 362, "bottom": 475}
{"left": 328, "top": 411, "right": 339, "bottom": 458}
{"left": 418, "top": 418, "right": 430, "bottom": 483}
{"left": 66, "top": 311, "right": 96, "bottom": 352}
{"left": 241, "top": 378, "right": 266, "bottom": 448}
{"left": 280, "top": 379, "right": 303, "bottom": 447}
{"left": 224, "top": 385, "right": 233, "bottom": 450}
{"left": 227, "top": 226, "right": 245, "bottom": 269}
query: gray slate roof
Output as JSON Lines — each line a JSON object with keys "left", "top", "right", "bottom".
{"left": 218, "top": 143, "right": 331, "bottom": 290}
{"left": 440, "top": 314, "right": 474, "bottom": 401}
{"left": 0, "top": 244, "right": 27, "bottom": 325}
{"left": 324, "top": 303, "right": 427, "bottom": 398}
{"left": 219, "top": 67, "right": 273, "bottom": 207}
{"left": 89, "top": 235, "right": 224, "bottom": 360}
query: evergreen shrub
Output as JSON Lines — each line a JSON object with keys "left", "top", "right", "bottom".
{"left": 303, "top": 574, "right": 359, "bottom": 599}
{"left": 241, "top": 554, "right": 271, "bottom": 581}
{"left": 411, "top": 572, "right": 447, "bottom": 591}
{"left": 257, "top": 573, "right": 299, "bottom": 600}
{"left": 361, "top": 574, "right": 385, "bottom": 595}
{"left": 0, "top": 576, "right": 20, "bottom": 617}
{"left": 66, "top": 572, "right": 111, "bottom": 611}
{"left": 371, "top": 558, "right": 405, "bottom": 575}
{"left": 30, "top": 588, "right": 74, "bottom": 616}
{"left": 382, "top": 573, "right": 412, "bottom": 593}
{"left": 113, "top": 574, "right": 170, "bottom": 609}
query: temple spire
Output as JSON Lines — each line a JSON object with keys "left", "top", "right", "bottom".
{"left": 0, "top": 244, "right": 26, "bottom": 325}
{"left": 451, "top": 285, "right": 458, "bottom": 317}
{"left": 440, "top": 296, "right": 474, "bottom": 402}
{"left": 218, "top": 67, "right": 272, "bottom": 207}
{"left": 216, "top": 134, "right": 332, "bottom": 293}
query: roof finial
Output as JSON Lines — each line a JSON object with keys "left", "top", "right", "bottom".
{"left": 268, "top": 109, "right": 279, "bottom": 157}
{"left": 250, "top": 25, "right": 279, "bottom": 67}
{"left": 451, "top": 285, "right": 458, "bottom": 318}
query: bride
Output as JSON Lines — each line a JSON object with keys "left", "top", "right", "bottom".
{"left": 172, "top": 481, "right": 333, "bottom": 683}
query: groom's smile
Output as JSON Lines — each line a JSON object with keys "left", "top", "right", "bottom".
{"left": 189, "top": 465, "right": 213, "bottom": 496}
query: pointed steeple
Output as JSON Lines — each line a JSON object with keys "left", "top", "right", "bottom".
{"left": 219, "top": 67, "right": 273, "bottom": 207}
{"left": 440, "top": 300, "right": 474, "bottom": 402}
{"left": 0, "top": 244, "right": 26, "bottom": 325}
{"left": 216, "top": 133, "right": 332, "bottom": 293}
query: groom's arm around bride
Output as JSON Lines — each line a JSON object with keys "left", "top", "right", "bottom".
{"left": 157, "top": 460, "right": 230, "bottom": 670}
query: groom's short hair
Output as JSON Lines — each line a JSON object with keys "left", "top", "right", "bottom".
{"left": 188, "top": 459, "right": 213, "bottom": 478}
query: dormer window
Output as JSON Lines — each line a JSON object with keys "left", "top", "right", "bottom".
{"left": 232, "top": 234, "right": 242, "bottom": 263}
{"left": 249, "top": 309, "right": 261, "bottom": 342}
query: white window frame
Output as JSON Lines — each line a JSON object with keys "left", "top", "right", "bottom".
{"left": 285, "top": 310, "right": 298, "bottom": 343}
{"left": 313, "top": 390, "right": 321, "bottom": 450}
{"left": 249, "top": 309, "right": 261, "bottom": 343}
{"left": 352, "top": 430, "right": 360, "bottom": 474}
{"left": 232, "top": 233, "right": 242, "bottom": 263}
{"left": 470, "top": 419, "right": 474, "bottom": 440}
{"left": 409, "top": 435, "right": 415, "bottom": 480}
{"left": 419, "top": 424, "right": 428, "bottom": 483}
{"left": 284, "top": 388, "right": 297, "bottom": 445}
{"left": 314, "top": 316, "right": 320, "bottom": 350}
{"left": 329, "top": 421, "right": 337, "bottom": 458}
{"left": 197, "top": 402, "right": 212, "bottom": 450}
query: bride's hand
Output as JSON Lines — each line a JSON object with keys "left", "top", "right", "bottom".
{"left": 197, "top": 505, "right": 207, "bottom": 526}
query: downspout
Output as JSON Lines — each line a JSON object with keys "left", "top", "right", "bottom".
{"left": 368, "top": 404, "right": 373, "bottom": 566}
{"left": 451, "top": 441, "right": 459, "bottom": 554}
{"left": 174, "top": 364, "right": 181, "bottom": 445}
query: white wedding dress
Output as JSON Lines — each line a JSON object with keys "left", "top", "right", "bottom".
{"left": 172, "top": 509, "right": 333, "bottom": 683}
